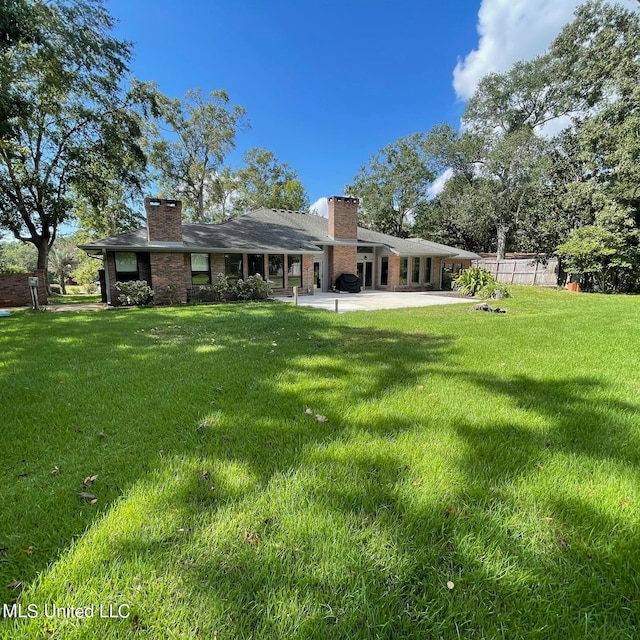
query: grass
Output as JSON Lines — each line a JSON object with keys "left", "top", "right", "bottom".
{"left": 48, "top": 293, "right": 101, "bottom": 305}
{"left": 0, "top": 287, "right": 639, "bottom": 639}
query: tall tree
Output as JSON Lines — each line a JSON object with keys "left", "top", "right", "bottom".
{"left": 550, "top": 0, "right": 640, "bottom": 216}
{"left": 232, "top": 147, "right": 309, "bottom": 214}
{"left": 0, "top": 0, "right": 148, "bottom": 283}
{"left": 48, "top": 237, "right": 78, "bottom": 295}
{"left": 347, "top": 133, "right": 435, "bottom": 237}
{"left": 0, "top": 0, "right": 40, "bottom": 141}
{"left": 146, "top": 88, "right": 248, "bottom": 222}
{"left": 73, "top": 184, "right": 144, "bottom": 238}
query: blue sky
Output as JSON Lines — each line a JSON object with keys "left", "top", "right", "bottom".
{"left": 106, "top": 0, "right": 629, "bottom": 214}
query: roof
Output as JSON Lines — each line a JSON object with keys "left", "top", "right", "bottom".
{"left": 79, "top": 208, "right": 479, "bottom": 259}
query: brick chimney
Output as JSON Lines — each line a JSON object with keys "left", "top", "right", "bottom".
{"left": 145, "top": 198, "right": 183, "bottom": 243}
{"left": 328, "top": 196, "right": 358, "bottom": 240}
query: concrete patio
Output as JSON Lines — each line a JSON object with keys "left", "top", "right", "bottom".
{"left": 275, "top": 290, "right": 474, "bottom": 313}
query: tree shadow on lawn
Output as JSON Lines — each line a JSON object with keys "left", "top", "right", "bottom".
{"left": 0, "top": 303, "right": 453, "bottom": 609}
{"left": 4, "top": 307, "right": 640, "bottom": 638}
{"left": 7, "top": 325, "right": 640, "bottom": 640}
{"left": 439, "top": 371, "right": 640, "bottom": 637}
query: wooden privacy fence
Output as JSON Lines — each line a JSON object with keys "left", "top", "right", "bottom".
{"left": 473, "top": 257, "right": 558, "bottom": 286}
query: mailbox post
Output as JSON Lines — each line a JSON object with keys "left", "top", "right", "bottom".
{"left": 28, "top": 276, "right": 40, "bottom": 310}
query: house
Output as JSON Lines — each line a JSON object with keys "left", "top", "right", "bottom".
{"left": 79, "top": 196, "right": 479, "bottom": 305}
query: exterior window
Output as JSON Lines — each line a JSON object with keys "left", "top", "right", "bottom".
{"left": 191, "top": 253, "right": 210, "bottom": 285}
{"left": 380, "top": 256, "right": 389, "bottom": 286}
{"left": 224, "top": 253, "right": 243, "bottom": 283}
{"left": 248, "top": 254, "right": 265, "bottom": 278}
{"left": 287, "top": 255, "right": 302, "bottom": 288}
{"left": 115, "top": 252, "right": 139, "bottom": 281}
{"left": 412, "top": 257, "right": 421, "bottom": 285}
{"left": 399, "top": 258, "right": 408, "bottom": 285}
{"left": 268, "top": 254, "right": 284, "bottom": 287}
{"left": 423, "top": 257, "right": 432, "bottom": 283}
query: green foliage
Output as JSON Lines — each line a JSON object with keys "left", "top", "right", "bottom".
{"left": 48, "top": 239, "right": 79, "bottom": 294}
{"left": 73, "top": 185, "right": 144, "bottom": 238}
{"left": 146, "top": 88, "right": 248, "bottom": 223}
{"left": 71, "top": 255, "right": 100, "bottom": 289}
{"left": 0, "top": 0, "right": 149, "bottom": 280}
{"left": 414, "top": 1, "right": 640, "bottom": 277}
{"left": 477, "top": 281, "right": 511, "bottom": 299}
{"left": 0, "top": 262, "right": 26, "bottom": 274}
{"left": 234, "top": 274, "right": 271, "bottom": 300}
{"left": 556, "top": 203, "right": 640, "bottom": 292}
{"left": 212, "top": 273, "right": 231, "bottom": 301}
{"left": 233, "top": 147, "right": 309, "bottom": 214}
{"left": 347, "top": 133, "right": 435, "bottom": 237}
{"left": 0, "top": 241, "right": 37, "bottom": 272}
{"left": 115, "top": 280, "right": 153, "bottom": 306}
{"left": 452, "top": 267, "right": 495, "bottom": 296}
{"left": 192, "top": 273, "right": 272, "bottom": 303}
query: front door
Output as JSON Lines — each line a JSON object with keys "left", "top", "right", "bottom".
{"left": 357, "top": 261, "right": 373, "bottom": 289}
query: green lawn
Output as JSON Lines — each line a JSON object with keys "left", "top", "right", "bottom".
{"left": 1, "top": 288, "right": 639, "bottom": 639}
{"left": 48, "top": 293, "right": 101, "bottom": 305}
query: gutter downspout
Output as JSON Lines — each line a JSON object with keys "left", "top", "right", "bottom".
{"left": 103, "top": 249, "right": 111, "bottom": 305}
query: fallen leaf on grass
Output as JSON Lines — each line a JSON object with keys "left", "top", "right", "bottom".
{"left": 200, "top": 471, "right": 211, "bottom": 482}
{"left": 6, "top": 580, "right": 23, "bottom": 591}
{"left": 314, "top": 414, "right": 328, "bottom": 423}
{"left": 23, "top": 546, "right": 34, "bottom": 554}
{"left": 304, "top": 407, "right": 313, "bottom": 415}
{"left": 243, "top": 529, "right": 259, "bottom": 547}
{"left": 50, "top": 466, "right": 60, "bottom": 475}
{"left": 77, "top": 492, "right": 97, "bottom": 504}
{"left": 83, "top": 475, "right": 98, "bottom": 486}
{"left": 416, "top": 385, "right": 424, "bottom": 391}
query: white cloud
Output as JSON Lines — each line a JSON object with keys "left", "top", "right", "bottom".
{"left": 453, "top": 0, "right": 585, "bottom": 101}
{"left": 309, "top": 197, "right": 328, "bottom": 218}
{"left": 427, "top": 168, "right": 454, "bottom": 199}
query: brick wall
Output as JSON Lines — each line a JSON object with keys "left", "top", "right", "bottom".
{"left": 149, "top": 253, "right": 187, "bottom": 304}
{"left": 329, "top": 245, "right": 357, "bottom": 287}
{"left": 145, "top": 198, "right": 183, "bottom": 242}
{"left": 211, "top": 253, "right": 225, "bottom": 278}
{"left": 0, "top": 270, "right": 48, "bottom": 307}
{"left": 328, "top": 196, "right": 358, "bottom": 240}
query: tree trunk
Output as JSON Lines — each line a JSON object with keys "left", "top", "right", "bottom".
{"left": 198, "top": 188, "right": 204, "bottom": 223}
{"left": 496, "top": 223, "right": 508, "bottom": 261}
{"left": 34, "top": 239, "right": 51, "bottom": 295}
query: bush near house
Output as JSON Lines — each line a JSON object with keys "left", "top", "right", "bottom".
{"left": 115, "top": 280, "right": 154, "bottom": 306}
{"left": 190, "top": 273, "right": 271, "bottom": 303}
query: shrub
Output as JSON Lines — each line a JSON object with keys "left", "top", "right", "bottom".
{"left": 234, "top": 274, "right": 271, "bottom": 300}
{"left": 211, "top": 273, "right": 231, "bottom": 302}
{"left": 0, "top": 263, "right": 27, "bottom": 274}
{"left": 115, "top": 280, "right": 153, "bottom": 306}
{"left": 477, "top": 281, "right": 511, "bottom": 299}
{"left": 452, "top": 267, "right": 495, "bottom": 296}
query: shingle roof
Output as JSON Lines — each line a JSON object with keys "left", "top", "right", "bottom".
{"left": 79, "top": 208, "right": 479, "bottom": 259}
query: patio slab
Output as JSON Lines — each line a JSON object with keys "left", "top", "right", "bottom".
{"left": 275, "top": 291, "right": 474, "bottom": 313}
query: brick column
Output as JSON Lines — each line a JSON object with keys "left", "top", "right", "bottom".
{"left": 150, "top": 253, "right": 187, "bottom": 304}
